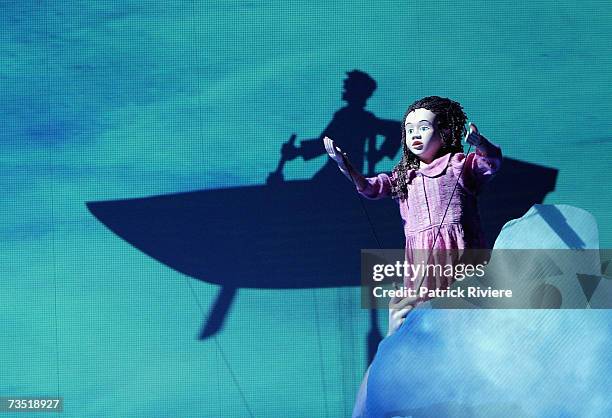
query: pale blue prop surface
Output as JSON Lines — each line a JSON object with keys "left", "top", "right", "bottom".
{"left": 361, "top": 205, "right": 610, "bottom": 418}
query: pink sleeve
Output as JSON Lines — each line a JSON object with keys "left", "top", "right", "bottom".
{"left": 358, "top": 172, "right": 395, "bottom": 200}
{"left": 452, "top": 145, "right": 502, "bottom": 194}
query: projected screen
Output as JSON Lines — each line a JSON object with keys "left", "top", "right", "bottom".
{"left": 2, "top": 1, "right": 611, "bottom": 417}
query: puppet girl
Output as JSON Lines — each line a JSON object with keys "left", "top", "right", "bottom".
{"left": 324, "top": 95, "right": 502, "bottom": 334}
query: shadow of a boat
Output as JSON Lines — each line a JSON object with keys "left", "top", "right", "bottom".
{"left": 86, "top": 157, "right": 557, "bottom": 340}
{"left": 86, "top": 177, "right": 402, "bottom": 339}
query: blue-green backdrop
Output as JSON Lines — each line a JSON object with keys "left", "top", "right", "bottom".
{"left": 1, "top": 1, "right": 611, "bottom": 417}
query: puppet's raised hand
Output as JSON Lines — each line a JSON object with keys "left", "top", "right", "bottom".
{"left": 323, "top": 136, "right": 347, "bottom": 166}
{"left": 464, "top": 122, "right": 501, "bottom": 158}
{"left": 465, "top": 122, "right": 483, "bottom": 147}
{"left": 324, "top": 136, "right": 369, "bottom": 190}
{"left": 324, "top": 136, "right": 351, "bottom": 177}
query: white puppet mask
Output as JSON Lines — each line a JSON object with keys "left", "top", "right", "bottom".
{"left": 404, "top": 108, "right": 444, "bottom": 164}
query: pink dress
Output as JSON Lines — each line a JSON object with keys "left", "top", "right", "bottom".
{"left": 358, "top": 146, "right": 502, "bottom": 296}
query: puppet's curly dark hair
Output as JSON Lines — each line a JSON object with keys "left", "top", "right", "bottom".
{"left": 391, "top": 96, "right": 467, "bottom": 200}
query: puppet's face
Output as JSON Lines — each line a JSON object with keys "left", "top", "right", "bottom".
{"left": 405, "top": 108, "right": 443, "bottom": 164}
